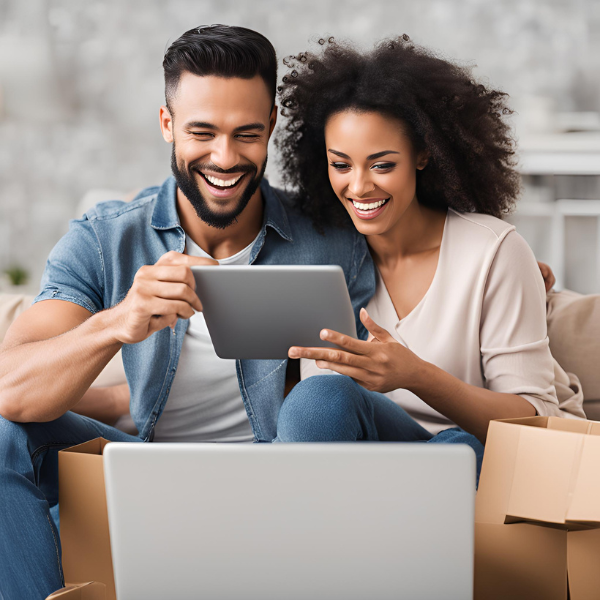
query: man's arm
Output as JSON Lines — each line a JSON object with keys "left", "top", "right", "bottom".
{"left": 0, "top": 251, "right": 211, "bottom": 423}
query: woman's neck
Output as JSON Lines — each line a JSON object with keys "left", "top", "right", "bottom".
{"left": 366, "top": 199, "right": 447, "bottom": 270}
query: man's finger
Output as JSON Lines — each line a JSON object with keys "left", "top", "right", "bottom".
{"left": 157, "top": 251, "right": 218, "bottom": 268}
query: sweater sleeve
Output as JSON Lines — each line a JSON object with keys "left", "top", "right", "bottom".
{"left": 479, "top": 229, "right": 561, "bottom": 417}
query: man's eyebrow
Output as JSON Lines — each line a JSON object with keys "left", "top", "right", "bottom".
{"left": 234, "top": 123, "right": 265, "bottom": 133}
{"left": 185, "top": 121, "right": 217, "bottom": 130}
{"left": 327, "top": 149, "right": 400, "bottom": 160}
{"left": 184, "top": 122, "right": 266, "bottom": 132}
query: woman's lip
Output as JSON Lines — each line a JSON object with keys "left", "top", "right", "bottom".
{"left": 198, "top": 172, "right": 247, "bottom": 199}
{"left": 348, "top": 198, "right": 390, "bottom": 220}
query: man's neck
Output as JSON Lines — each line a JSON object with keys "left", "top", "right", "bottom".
{"left": 176, "top": 187, "right": 264, "bottom": 259}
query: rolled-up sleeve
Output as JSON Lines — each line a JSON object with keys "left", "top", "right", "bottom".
{"left": 480, "top": 230, "right": 561, "bottom": 417}
{"left": 34, "top": 216, "right": 104, "bottom": 315}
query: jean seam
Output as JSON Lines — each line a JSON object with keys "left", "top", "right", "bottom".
{"left": 45, "top": 513, "right": 65, "bottom": 587}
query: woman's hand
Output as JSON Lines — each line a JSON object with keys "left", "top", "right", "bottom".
{"left": 288, "top": 308, "right": 425, "bottom": 393}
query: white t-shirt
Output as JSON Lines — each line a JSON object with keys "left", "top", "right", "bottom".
{"left": 302, "top": 209, "right": 570, "bottom": 434}
{"left": 152, "top": 234, "right": 258, "bottom": 443}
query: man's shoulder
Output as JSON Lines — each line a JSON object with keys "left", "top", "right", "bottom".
{"left": 270, "top": 184, "right": 362, "bottom": 247}
{"left": 83, "top": 185, "right": 161, "bottom": 222}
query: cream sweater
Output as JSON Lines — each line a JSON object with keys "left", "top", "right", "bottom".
{"left": 302, "top": 209, "right": 584, "bottom": 434}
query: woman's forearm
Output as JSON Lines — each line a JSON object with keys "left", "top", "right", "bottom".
{"left": 409, "top": 361, "right": 536, "bottom": 443}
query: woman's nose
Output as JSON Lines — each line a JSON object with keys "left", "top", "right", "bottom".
{"left": 347, "top": 175, "right": 376, "bottom": 198}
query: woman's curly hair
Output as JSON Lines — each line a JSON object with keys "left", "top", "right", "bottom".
{"left": 275, "top": 35, "right": 520, "bottom": 230}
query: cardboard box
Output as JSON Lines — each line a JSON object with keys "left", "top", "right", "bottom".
{"left": 46, "top": 582, "right": 105, "bottom": 600}
{"left": 53, "top": 438, "right": 116, "bottom": 600}
{"left": 475, "top": 416, "right": 600, "bottom": 600}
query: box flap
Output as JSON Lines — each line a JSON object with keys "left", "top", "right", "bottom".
{"left": 476, "top": 421, "right": 524, "bottom": 524}
{"left": 496, "top": 416, "right": 550, "bottom": 428}
{"left": 45, "top": 582, "right": 105, "bottom": 599}
{"left": 505, "top": 427, "right": 583, "bottom": 526}
{"left": 547, "top": 417, "right": 594, "bottom": 435}
{"left": 566, "top": 436, "right": 600, "bottom": 524}
{"left": 61, "top": 438, "right": 111, "bottom": 456}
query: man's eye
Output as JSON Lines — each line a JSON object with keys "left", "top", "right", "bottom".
{"left": 191, "top": 132, "right": 213, "bottom": 138}
{"left": 330, "top": 162, "right": 350, "bottom": 170}
{"left": 236, "top": 134, "right": 260, "bottom": 140}
{"left": 372, "top": 163, "right": 395, "bottom": 170}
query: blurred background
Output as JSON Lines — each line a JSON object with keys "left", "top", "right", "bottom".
{"left": 1, "top": 0, "right": 600, "bottom": 294}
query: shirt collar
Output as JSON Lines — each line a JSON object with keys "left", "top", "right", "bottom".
{"left": 151, "top": 176, "right": 293, "bottom": 243}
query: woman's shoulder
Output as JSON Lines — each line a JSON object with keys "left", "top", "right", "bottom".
{"left": 447, "top": 208, "right": 515, "bottom": 243}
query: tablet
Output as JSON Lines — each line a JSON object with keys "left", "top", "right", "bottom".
{"left": 191, "top": 265, "right": 357, "bottom": 359}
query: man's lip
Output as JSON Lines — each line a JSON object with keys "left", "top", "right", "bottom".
{"left": 199, "top": 171, "right": 247, "bottom": 184}
{"left": 196, "top": 170, "right": 247, "bottom": 199}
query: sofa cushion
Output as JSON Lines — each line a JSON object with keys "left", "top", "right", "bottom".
{"left": 547, "top": 290, "right": 600, "bottom": 402}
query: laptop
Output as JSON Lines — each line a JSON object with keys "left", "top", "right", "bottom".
{"left": 103, "top": 443, "right": 475, "bottom": 600}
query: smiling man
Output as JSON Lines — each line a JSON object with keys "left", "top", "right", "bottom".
{"left": 0, "top": 25, "right": 375, "bottom": 599}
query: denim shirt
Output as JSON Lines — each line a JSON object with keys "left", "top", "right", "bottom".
{"left": 35, "top": 177, "right": 375, "bottom": 442}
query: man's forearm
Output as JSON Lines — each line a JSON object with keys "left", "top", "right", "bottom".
{"left": 0, "top": 310, "right": 123, "bottom": 423}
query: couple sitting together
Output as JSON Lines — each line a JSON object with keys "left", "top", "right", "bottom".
{"left": 0, "top": 24, "right": 584, "bottom": 600}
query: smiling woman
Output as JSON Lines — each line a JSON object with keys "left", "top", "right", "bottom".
{"left": 274, "top": 36, "right": 585, "bottom": 472}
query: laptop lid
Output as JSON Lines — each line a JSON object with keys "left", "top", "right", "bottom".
{"left": 104, "top": 443, "right": 474, "bottom": 600}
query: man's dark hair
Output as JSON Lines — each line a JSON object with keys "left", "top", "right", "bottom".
{"left": 163, "top": 24, "right": 277, "bottom": 113}
{"left": 276, "top": 36, "right": 520, "bottom": 229}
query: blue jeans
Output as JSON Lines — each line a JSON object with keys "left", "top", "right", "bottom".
{"left": 0, "top": 411, "right": 141, "bottom": 600}
{"left": 275, "top": 375, "right": 484, "bottom": 481}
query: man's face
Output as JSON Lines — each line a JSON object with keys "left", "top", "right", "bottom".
{"left": 160, "top": 73, "right": 276, "bottom": 229}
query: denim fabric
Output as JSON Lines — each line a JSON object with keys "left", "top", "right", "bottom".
{"left": 0, "top": 412, "right": 141, "bottom": 600}
{"left": 34, "top": 177, "right": 376, "bottom": 443}
{"left": 275, "top": 375, "right": 485, "bottom": 484}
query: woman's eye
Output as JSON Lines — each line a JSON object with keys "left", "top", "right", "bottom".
{"left": 330, "top": 162, "right": 350, "bottom": 170}
{"left": 372, "top": 163, "right": 395, "bottom": 170}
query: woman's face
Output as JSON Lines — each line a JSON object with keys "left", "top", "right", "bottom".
{"left": 324, "top": 110, "right": 427, "bottom": 236}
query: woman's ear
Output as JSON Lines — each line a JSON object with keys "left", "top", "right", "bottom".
{"left": 416, "top": 151, "right": 429, "bottom": 170}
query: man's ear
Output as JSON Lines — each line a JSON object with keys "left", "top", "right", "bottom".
{"left": 159, "top": 105, "right": 174, "bottom": 143}
{"left": 268, "top": 104, "right": 278, "bottom": 138}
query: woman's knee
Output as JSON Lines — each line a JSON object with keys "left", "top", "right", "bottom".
{"left": 277, "top": 375, "right": 366, "bottom": 441}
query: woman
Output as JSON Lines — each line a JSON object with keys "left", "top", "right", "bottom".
{"left": 273, "top": 36, "right": 584, "bottom": 475}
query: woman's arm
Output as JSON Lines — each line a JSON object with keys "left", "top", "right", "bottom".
{"left": 289, "top": 309, "right": 534, "bottom": 443}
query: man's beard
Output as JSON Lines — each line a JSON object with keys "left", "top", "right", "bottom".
{"left": 171, "top": 143, "right": 267, "bottom": 230}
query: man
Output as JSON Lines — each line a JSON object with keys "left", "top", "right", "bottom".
{"left": 0, "top": 25, "right": 375, "bottom": 599}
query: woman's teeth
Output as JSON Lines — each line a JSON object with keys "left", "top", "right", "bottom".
{"left": 204, "top": 173, "right": 243, "bottom": 188}
{"left": 352, "top": 198, "right": 388, "bottom": 210}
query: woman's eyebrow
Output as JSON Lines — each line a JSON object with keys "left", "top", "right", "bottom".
{"left": 327, "top": 149, "right": 400, "bottom": 160}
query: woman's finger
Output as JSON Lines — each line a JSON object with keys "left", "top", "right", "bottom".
{"left": 288, "top": 346, "right": 368, "bottom": 368}
{"left": 314, "top": 360, "right": 371, "bottom": 383}
{"left": 360, "top": 308, "right": 395, "bottom": 342}
{"left": 319, "top": 329, "right": 370, "bottom": 354}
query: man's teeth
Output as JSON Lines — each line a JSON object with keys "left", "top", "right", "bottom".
{"left": 352, "top": 199, "right": 388, "bottom": 210}
{"left": 204, "top": 174, "right": 243, "bottom": 187}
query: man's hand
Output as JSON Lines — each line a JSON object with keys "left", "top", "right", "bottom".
{"left": 538, "top": 261, "right": 556, "bottom": 293}
{"left": 109, "top": 251, "right": 217, "bottom": 344}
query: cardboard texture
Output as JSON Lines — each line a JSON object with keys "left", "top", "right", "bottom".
{"left": 475, "top": 416, "right": 600, "bottom": 600}
{"left": 56, "top": 438, "right": 116, "bottom": 600}
{"left": 46, "top": 582, "right": 105, "bottom": 600}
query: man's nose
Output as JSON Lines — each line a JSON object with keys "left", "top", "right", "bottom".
{"left": 347, "top": 171, "right": 375, "bottom": 198}
{"left": 210, "top": 137, "right": 241, "bottom": 172}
